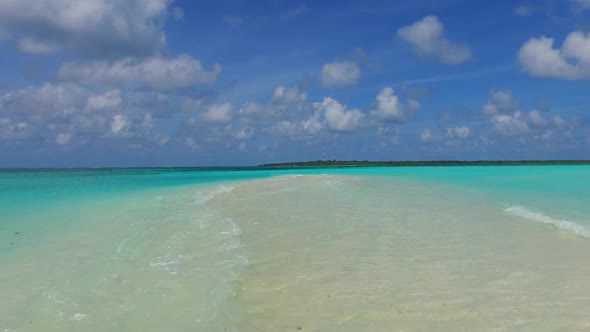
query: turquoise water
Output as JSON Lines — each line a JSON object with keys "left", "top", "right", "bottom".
{"left": 3, "top": 165, "right": 590, "bottom": 221}
{"left": 2, "top": 166, "right": 590, "bottom": 331}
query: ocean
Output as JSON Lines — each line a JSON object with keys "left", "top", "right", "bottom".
{"left": 2, "top": 166, "right": 590, "bottom": 331}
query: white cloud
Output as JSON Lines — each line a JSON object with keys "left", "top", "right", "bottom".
{"left": 110, "top": 114, "right": 130, "bottom": 135}
{"left": 56, "top": 132, "right": 73, "bottom": 145}
{"left": 222, "top": 15, "right": 243, "bottom": 27}
{"left": 184, "top": 137, "right": 199, "bottom": 151}
{"left": 141, "top": 113, "right": 155, "bottom": 131}
{"left": 481, "top": 89, "right": 519, "bottom": 115}
{"left": 198, "top": 103, "right": 233, "bottom": 125}
{"left": 421, "top": 126, "right": 470, "bottom": 143}
{"left": 272, "top": 85, "right": 307, "bottom": 105}
{"left": 518, "top": 31, "right": 590, "bottom": 80}
{"left": 0, "top": 82, "right": 173, "bottom": 147}
{"left": 481, "top": 89, "right": 573, "bottom": 140}
{"left": 271, "top": 96, "right": 366, "bottom": 137}
{"left": 320, "top": 61, "right": 361, "bottom": 88}
{"left": 314, "top": 97, "right": 364, "bottom": 132}
{"left": 85, "top": 89, "right": 122, "bottom": 111}
{"left": 238, "top": 101, "right": 265, "bottom": 115}
{"left": 270, "top": 110, "right": 323, "bottom": 138}
{"left": 0, "top": 83, "right": 88, "bottom": 121}
{"left": 59, "top": 55, "right": 222, "bottom": 90}
{"left": 272, "top": 120, "right": 301, "bottom": 137}
{"left": 420, "top": 129, "right": 434, "bottom": 142}
{"left": 0, "top": 0, "right": 172, "bottom": 56}
{"left": 17, "top": 37, "right": 57, "bottom": 54}
{"left": 527, "top": 110, "right": 547, "bottom": 128}
{"left": 397, "top": 15, "right": 472, "bottom": 64}
{"left": 491, "top": 112, "right": 530, "bottom": 136}
{"left": 446, "top": 126, "right": 471, "bottom": 139}
{"left": 371, "top": 87, "right": 420, "bottom": 122}
{"left": 302, "top": 111, "right": 323, "bottom": 134}
{"left": 0, "top": 118, "right": 29, "bottom": 141}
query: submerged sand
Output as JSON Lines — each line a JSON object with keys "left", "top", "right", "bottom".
{"left": 3, "top": 173, "right": 590, "bottom": 331}
{"left": 209, "top": 175, "right": 590, "bottom": 331}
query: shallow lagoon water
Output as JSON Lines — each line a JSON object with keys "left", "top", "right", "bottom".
{"left": 2, "top": 166, "right": 590, "bottom": 331}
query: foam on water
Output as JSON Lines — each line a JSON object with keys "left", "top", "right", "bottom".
{"left": 505, "top": 205, "right": 590, "bottom": 238}
{"left": 195, "top": 185, "right": 235, "bottom": 204}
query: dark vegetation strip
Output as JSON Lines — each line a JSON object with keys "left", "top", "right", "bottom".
{"left": 260, "top": 160, "right": 590, "bottom": 167}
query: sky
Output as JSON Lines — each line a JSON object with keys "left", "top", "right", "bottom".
{"left": 1, "top": 0, "right": 590, "bottom": 167}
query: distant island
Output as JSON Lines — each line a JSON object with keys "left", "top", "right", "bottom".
{"left": 260, "top": 160, "right": 590, "bottom": 167}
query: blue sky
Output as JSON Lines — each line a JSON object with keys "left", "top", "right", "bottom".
{"left": 1, "top": 0, "right": 590, "bottom": 166}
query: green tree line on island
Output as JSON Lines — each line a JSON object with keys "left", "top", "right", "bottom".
{"left": 260, "top": 160, "right": 590, "bottom": 167}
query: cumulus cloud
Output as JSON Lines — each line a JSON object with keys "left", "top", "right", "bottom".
{"left": 313, "top": 97, "right": 364, "bottom": 132}
{"left": 527, "top": 110, "right": 547, "bottom": 128}
{"left": 420, "top": 129, "right": 434, "bottom": 142}
{"left": 446, "top": 126, "right": 471, "bottom": 139}
{"left": 0, "top": 118, "right": 29, "bottom": 142}
{"left": 272, "top": 85, "right": 307, "bottom": 105}
{"left": 0, "top": 82, "right": 169, "bottom": 148}
{"left": 270, "top": 96, "right": 366, "bottom": 137}
{"left": 58, "top": 55, "right": 222, "bottom": 90}
{"left": 371, "top": 87, "right": 420, "bottom": 122}
{"left": 397, "top": 15, "right": 472, "bottom": 64}
{"left": 518, "top": 31, "right": 590, "bottom": 80}
{"left": 491, "top": 112, "right": 530, "bottom": 136}
{"left": 17, "top": 37, "right": 58, "bottom": 54}
{"left": 265, "top": 85, "right": 423, "bottom": 140}
{"left": 320, "top": 61, "right": 361, "bottom": 88}
{"left": 270, "top": 114, "right": 322, "bottom": 139}
{"left": 421, "top": 126, "right": 470, "bottom": 143}
{"left": 234, "top": 86, "right": 311, "bottom": 127}
{"left": 481, "top": 89, "right": 571, "bottom": 139}
{"left": 103, "top": 112, "right": 166, "bottom": 144}
{"left": 271, "top": 120, "right": 302, "bottom": 138}
{"left": 481, "top": 89, "right": 519, "bottom": 115}
{"left": 0, "top": 83, "right": 88, "bottom": 121}
{"left": 0, "top": 0, "right": 173, "bottom": 56}
{"left": 85, "top": 89, "right": 123, "bottom": 111}
{"left": 184, "top": 137, "right": 200, "bottom": 151}
{"left": 198, "top": 103, "right": 233, "bottom": 125}
{"left": 110, "top": 114, "right": 130, "bottom": 135}
{"left": 238, "top": 101, "right": 265, "bottom": 116}
{"left": 56, "top": 132, "right": 73, "bottom": 145}
{"left": 302, "top": 112, "right": 323, "bottom": 134}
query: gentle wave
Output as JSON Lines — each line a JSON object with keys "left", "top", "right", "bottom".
{"left": 194, "top": 184, "right": 246, "bottom": 330}
{"left": 195, "top": 185, "right": 235, "bottom": 204}
{"left": 505, "top": 205, "right": 590, "bottom": 238}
